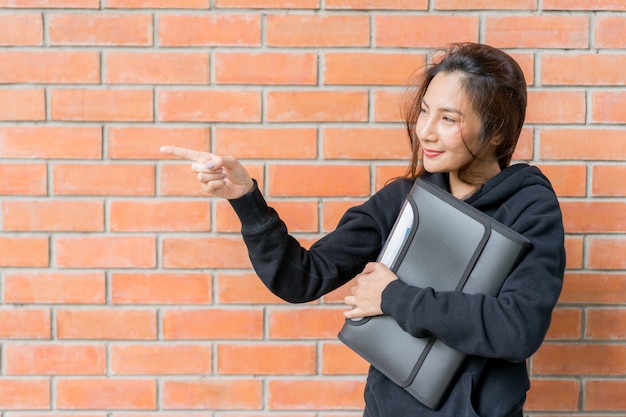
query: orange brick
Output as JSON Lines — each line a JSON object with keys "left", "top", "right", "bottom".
{"left": 14, "top": 414, "right": 106, "bottom": 417}
{"left": 217, "top": 273, "right": 287, "bottom": 304}
{"left": 323, "top": 127, "right": 412, "bottom": 160}
{"left": 162, "top": 379, "right": 262, "bottom": 410}
{"left": 267, "top": 90, "right": 368, "bottom": 122}
{"left": 586, "top": 308, "right": 626, "bottom": 340}
{"left": 535, "top": 164, "right": 586, "bottom": 197}
{"left": 111, "top": 272, "right": 211, "bottom": 304}
{"left": 110, "top": 200, "right": 210, "bottom": 232}
{"left": 592, "top": 165, "right": 626, "bottom": 196}
{"left": 111, "top": 344, "right": 212, "bottom": 375}
{"left": 49, "top": 13, "right": 152, "bottom": 45}
{"left": 585, "top": 380, "right": 626, "bottom": 411}
{"left": 162, "top": 237, "right": 251, "bottom": 269}
{"left": 0, "top": 0, "right": 99, "bottom": 7}
{"left": 269, "top": 164, "right": 370, "bottom": 197}
{"left": 56, "top": 378, "right": 156, "bottom": 410}
{"left": 162, "top": 308, "right": 263, "bottom": 340}
{"left": 526, "top": 90, "right": 586, "bottom": 124}
{"left": 373, "top": 90, "right": 404, "bottom": 122}
{"left": 434, "top": 0, "right": 536, "bottom": 9}
{"left": 561, "top": 202, "right": 626, "bottom": 234}
{"left": 112, "top": 412, "right": 212, "bottom": 417}
{"left": 55, "top": 236, "right": 156, "bottom": 268}
{"left": 564, "top": 236, "right": 584, "bottom": 270}
{"left": 326, "top": 0, "right": 427, "bottom": 8}
{"left": 322, "top": 200, "right": 364, "bottom": 232}
{"left": 158, "top": 90, "right": 261, "bottom": 122}
{"left": 2, "top": 199, "right": 103, "bottom": 232}
{"left": 534, "top": 343, "right": 626, "bottom": 375}
{"left": 375, "top": 165, "right": 410, "bottom": 190}
{"left": 0, "top": 236, "right": 49, "bottom": 267}
{"left": 158, "top": 163, "right": 209, "bottom": 197}
{"left": 50, "top": 88, "right": 153, "bottom": 122}
{"left": 0, "top": 379, "right": 50, "bottom": 410}
{"left": 592, "top": 91, "right": 626, "bottom": 124}
{"left": 217, "top": 343, "right": 316, "bottom": 375}
{"left": 215, "top": 52, "right": 317, "bottom": 85}
{"left": 268, "top": 379, "right": 365, "bottom": 410}
{"left": 512, "top": 128, "right": 534, "bottom": 161}
{"left": 589, "top": 237, "right": 626, "bottom": 269}
{"left": 269, "top": 308, "right": 345, "bottom": 339}
{"left": 0, "top": 13, "right": 43, "bottom": 45}
{"left": 106, "top": 51, "right": 209, "bottom": 84}
{"left": 539, "top": 128, "right": 626, "bottom": 161}
{"left": 110, "top": 126, "right": 209, "bottom": 160}
{"left": 560, "top": 273, "right": 626, "bottom": 304}
{"left": 595, "top": 15, "right": 626, "bottom": 48}
{"left": 321, "top": 342, "right": 369, "bottom": 375}
{"left": 216, "top": 412, "right": 316, "bottom": 417}
{"left": 542, "top": 54, "right": 626, "bottom": 85}
{"left": 108, "top": 0, "right": 210, "bottom": 8}
{"left": 543, "top": 0, "right": 626, "bottom": 10}
{"left": 525, "top": 378, "right": 579, "bottom": 412}
{"left": 52, "top": 164, "right": 155, "bottom": 196}
{"left": 0, "top": 88, "right": 45, "bottom": 121}
{"left": 215, "top": 205, "right": 255, "bottom": 236}
{"left": 4, "top": 344, "right": 106, "bottom": 375}
{"left": 0, "top": 308, "right": 50, "bottom": 339}
{"left": 0, "top": 51, "right": 99, "bottom": 83}
{"left": 544, "top": 308, "right": 582, "bottom": 340}
{"left": 56, "top": 308, "right": 157, "bottom": 340}
{"left": 214, "top": 127, "right": 317, "bottom": 159}
{"left": 324, "top": 52, "right": 425, "bottom": 85}
{"left": 0, "top": 126, "right": 102, "bottom": 159}
{"left": 266, "top": 14, "right": 369, "bottom": 47}
{"left": 0, "top": 163, "right": 47, "bottom": 195}
{"left": 158, "top": 13, "right": 261, "bottom": 47}
{"left": 375, "top": 15, "right": 479, "bottom": 47}
{"left": 4, "top": 271, "right": 105, "bottom": 304}
{"left": 216, "top": 0, "right": 318, "bottom": 6}
{"left": 485, "top": 15, "right": 589, "bottom": 48}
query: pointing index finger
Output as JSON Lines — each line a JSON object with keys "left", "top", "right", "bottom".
{"left": 159, "top": 146, "right": 211, "bottom": 163}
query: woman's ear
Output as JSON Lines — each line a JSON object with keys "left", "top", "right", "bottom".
{"left": 490, "top": 135, "right": 503, "bottom": 146}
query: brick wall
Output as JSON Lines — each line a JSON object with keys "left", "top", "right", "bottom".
{"left": 0, "top": 0, "right": 625, "bottom": 415}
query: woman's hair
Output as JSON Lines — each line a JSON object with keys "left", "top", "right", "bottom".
{"left": 402, "top": 43, "right": 527, "bottom": 184}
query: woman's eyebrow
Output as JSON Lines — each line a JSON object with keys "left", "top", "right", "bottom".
{"left": 423, "top": 99, "right": 463, "bottom": 115}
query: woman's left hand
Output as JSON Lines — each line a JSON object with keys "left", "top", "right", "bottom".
{"left": 343, "top": 262, "right": 398, "bottom": 320}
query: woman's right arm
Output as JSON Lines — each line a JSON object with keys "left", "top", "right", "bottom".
{"left": 229, "top": 180, "right": 395, "bottom": 303}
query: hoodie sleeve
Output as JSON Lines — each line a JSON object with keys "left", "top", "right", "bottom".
{"left": 228, "top": 180, "right": 407, "bottom": 303}
{"left": 380, "top": 181, "right": 566, "bottom": 362}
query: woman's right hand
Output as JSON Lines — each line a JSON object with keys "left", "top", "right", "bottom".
{"left": 159, "top": 146, "right": 254, "bottom": 200}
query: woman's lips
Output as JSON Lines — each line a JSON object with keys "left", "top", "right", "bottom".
{"left": 423, "top": 148, "right": 443, "bottom": 158}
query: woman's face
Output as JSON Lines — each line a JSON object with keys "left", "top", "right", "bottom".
{"left": 416, "top": 71, "right": 499, "bottom": 187}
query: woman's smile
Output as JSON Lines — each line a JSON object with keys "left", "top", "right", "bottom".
{"left": 422, "top": 148, "right": 443, "bottom": 158}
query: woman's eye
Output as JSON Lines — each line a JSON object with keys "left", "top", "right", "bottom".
{"left": 443, "top": 116, "right": 457, "bottom": 123}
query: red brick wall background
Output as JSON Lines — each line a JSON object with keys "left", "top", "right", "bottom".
{"left": 0, "top": 0, "right": 625, "bottom": 415}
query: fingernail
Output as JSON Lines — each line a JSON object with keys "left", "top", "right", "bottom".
{"left": 205, "top": 162, "right": 215, "bottom": 169}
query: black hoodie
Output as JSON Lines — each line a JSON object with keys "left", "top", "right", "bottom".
{"left": 229, "top": 163, "right": 566, "bottom": 417}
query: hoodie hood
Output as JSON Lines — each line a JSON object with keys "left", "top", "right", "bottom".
{"left": 423, "top": 163, "right": 555, "bottom": 212}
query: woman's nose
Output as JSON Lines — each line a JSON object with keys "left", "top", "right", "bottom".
{"left": 417, "top": 117, "right": 436, "bottom": 141}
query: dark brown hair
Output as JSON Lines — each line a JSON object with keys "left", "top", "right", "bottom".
{"left": 402, "top": 43, "right": 527, "bottom": 184}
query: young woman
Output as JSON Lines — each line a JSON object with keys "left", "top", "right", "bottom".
{"left": 160, "top": 43, "right": 566, "bottom": 417}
